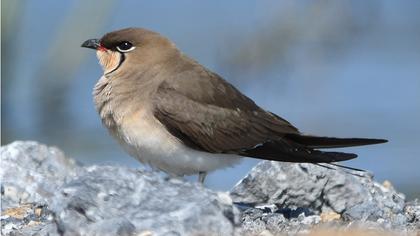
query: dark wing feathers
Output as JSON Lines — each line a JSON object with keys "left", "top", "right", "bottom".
{"left": 239, "top": 140, "right": 357, "bottom": 163}
{"left": 153, "top": 63, "right": 385, "bottom": 163}
{"left": 154, "top": 87, "right": 279, "bottom": 153}
{"left": 285, "top": 133, "right": 387, "bottom": 149}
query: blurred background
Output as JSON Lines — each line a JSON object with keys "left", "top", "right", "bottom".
{"left": 2, "top": 1, "right": 419, "bottom": 198}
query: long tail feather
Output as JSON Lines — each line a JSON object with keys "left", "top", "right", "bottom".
{"left": 314, "top": 163, "right": 367, "bottom": 177}
{"left": 285, "top": 134, "right": 387, "bottom": 149}
{"left": 241, "top": 140, "right": 357, "bottom": 163}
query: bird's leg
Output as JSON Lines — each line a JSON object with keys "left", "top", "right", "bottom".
{"left": 198, "top": 171, "right": 207, "bottom": 183}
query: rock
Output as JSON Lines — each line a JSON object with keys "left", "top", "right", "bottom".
{"left": 52, "top": 165, "right": 238, "bottom": 236}
{"left": 230, "top": 161, "right": 405, "bottom": 217}
{"left": 320, "top": 211, "right": 341, "bottom": 222}
{"left": 1, "top": 141, "right": 79, "bottom": 209}
{"left": 230, "top": 161, "right": 418, "bottom": 235}
{"left": 1, "top": 141, "right": 238, "bottom": 236}
{"left": 238, "top": 206, "right": 324, "bottom": 236}
{"left": 2, "top": 141, "right": 419, "bottom": 235}
{"left": 405, "top": 200, "right": 420, "bottom": 230}
{"left": 0, "top": 203, "right": 57, "bottom": 236}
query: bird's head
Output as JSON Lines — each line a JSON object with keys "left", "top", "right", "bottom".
{"left": 81, "top": 28, "right": 178, "bottom": 75}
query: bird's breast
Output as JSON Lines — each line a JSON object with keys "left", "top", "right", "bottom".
{"left": 93, "top": 76, "right": 241, "bottom": 175}
{"left": 93, "top": 75, "right": 118, "bottom": 128}
{"left": 118, "top": 109, "right": 182, "bottom": 158}
{"left": 106, "top": 107, "right": 241, "bottom": 175}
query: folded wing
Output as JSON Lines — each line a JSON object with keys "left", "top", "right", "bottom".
{"left": 153, "top": 65, "right": 386, "bottom": 164}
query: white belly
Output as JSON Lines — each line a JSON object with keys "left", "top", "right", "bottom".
{"left": 114, "top": 110, "right": 241, "bottom": 176}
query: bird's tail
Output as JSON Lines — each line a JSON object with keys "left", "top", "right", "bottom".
{"left": 242, "top": 140, "right": 358, "bottom": 163}
{"left": 285, "top": 134, "right": 387, "bottom": 149}
{"left": 241, "top": 134, "right": 387, "bottom": 164}
{"left": 314, "top": 163, "right": 368, "bottom": 177}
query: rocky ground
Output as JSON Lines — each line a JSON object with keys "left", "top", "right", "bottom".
{"left": 1, "top": 141, "right": 419, "bottom": 235}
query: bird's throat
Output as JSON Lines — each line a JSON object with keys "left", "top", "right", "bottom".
{"left": 96, "top": 50, "right": 124, "bottom": 74}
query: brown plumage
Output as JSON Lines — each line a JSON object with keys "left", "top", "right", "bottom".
{"left": 81, "top": 28, "right": 387, "bottom": 182}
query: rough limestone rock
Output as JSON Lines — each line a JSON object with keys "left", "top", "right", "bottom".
{"left": 1, "top": 141, "right": 238, "bottom": 236}
{"left": 405, "top": 200, "right": 420, "bottom": 230}
{"left": 1, "top": 141, "right": 79, "bottom": 209}
{"left": 52, "top": 166, "right": 238, "bottom": 236}
{"left": 230, "top": 161, "right": 419, "bottom": 234}
{"left": 0, "top": 203, "right": 57, "bottom": 236}
{"left": 1, "top": 141, "right": 419, "bottom": 235}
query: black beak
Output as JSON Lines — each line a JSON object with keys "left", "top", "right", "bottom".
{"left": 81, "top": 39, "right": 100, "bottom": 50}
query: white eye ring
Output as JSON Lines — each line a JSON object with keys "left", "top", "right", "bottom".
{"left": 116, "top": 45, "right": 135, "bottom": 53}
{"left": 116, "top": 41, "right": 135, "bottom": 53}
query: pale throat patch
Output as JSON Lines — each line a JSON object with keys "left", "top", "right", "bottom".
{"left": 96, "top": 50, "right": 122, "bottom": 74}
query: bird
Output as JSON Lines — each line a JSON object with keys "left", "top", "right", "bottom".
{"left": 81, "top": 27, "right": 387, "bottom": 183}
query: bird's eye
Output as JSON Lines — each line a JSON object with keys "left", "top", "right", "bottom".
{"left": 116, "top": 41, "right": 135, "bottom": 52}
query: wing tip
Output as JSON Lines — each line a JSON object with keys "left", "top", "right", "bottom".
{"left": 371, "top": 138, "right": 388, "bottom": 144}
{"left": 357, "top": 138, "right": 388, "bottom": 146}
{"left": 328, "top": 151, "right": 357, "bottom": 162}
{"left": 285, "top": 134, "right": 389, "bottom": 148}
